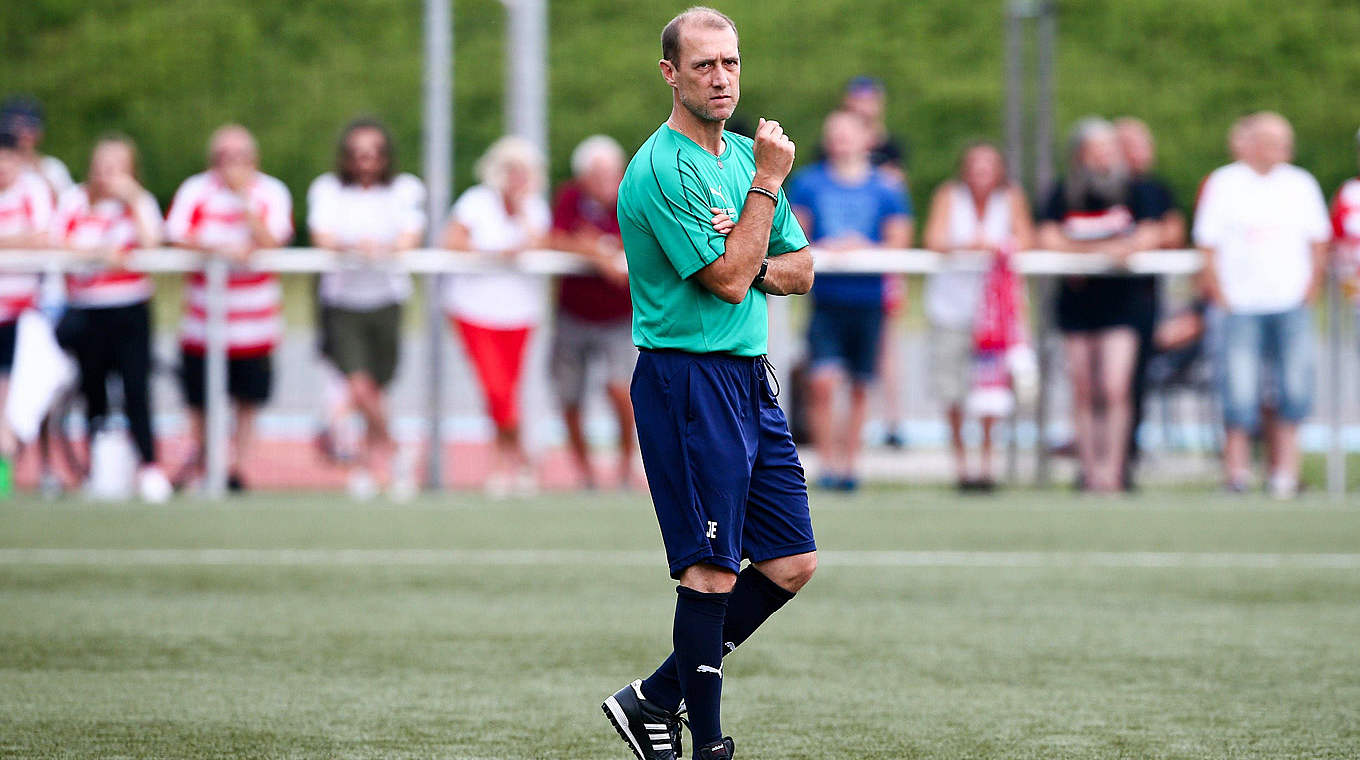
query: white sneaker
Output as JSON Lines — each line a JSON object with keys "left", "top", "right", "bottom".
{"left": 511, "top": 465, "right": 538, "bottom": 498}
{"left": 347, "top": 469, "right": 378, "bottom": 501}
{"left": 1268, "top": 473, "right": 1298, "bottom": 500}
{"left": 484, "top": 470, "right": 512, "bottom": 500}
{"left": 137, "top": 466, "right": 173, "bottom": 504}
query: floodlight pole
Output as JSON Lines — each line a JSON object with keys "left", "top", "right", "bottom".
{"left": 505, "top": 0, "right": 548, "bottom": 155}
{"left": 1005, "top": 0, "right": 1058, "bottom": 486}
{"left": 423, "top": 0, "right": 453, "bottom": 489}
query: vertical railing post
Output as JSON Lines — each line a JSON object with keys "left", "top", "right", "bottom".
{"left": 1327, "top": 258, "right": 1346, "bottom": 499}
{"left": 423, "top": 0, "right": 453, "bottom": 489}
{"left": 203, "top": 255, "right": 230, "bottom": 499}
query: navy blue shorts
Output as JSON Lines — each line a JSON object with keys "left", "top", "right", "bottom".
{"left": 632, "top": 349, "right": 816, "bottom": 579}
{"left": 806, "top": 303, "right": 884, "bottom": 383}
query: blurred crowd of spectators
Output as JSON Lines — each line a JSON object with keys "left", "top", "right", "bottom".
{"left": 0, "top": 83, "right": 1353, "bottom": 501}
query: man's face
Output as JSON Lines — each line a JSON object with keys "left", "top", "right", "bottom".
{"left": 843, "top": 89, "right": 884, "bottom": 122}
{"left": 581, "top": 154, "right": 623, "bottom": 205}
{"left": 1253, "top": 121, "right": 1293, "bottom": 168}
{"left": 0, "top": 148, "right": 20, "bottom": 189}
{"left": 1116, "top": 126, "right": 1154, "bottom": 174}
{"left": 662, "top": 24, "right": 740, "bottom": 123}
{"left": 345, "top": 128, "right": 387, "bottom": 184}
{"left": 1081, "top": 132, "right": 1122, "bottom": 175}
{"left": 212, "top": 132, "right": 257, "bottom": 173}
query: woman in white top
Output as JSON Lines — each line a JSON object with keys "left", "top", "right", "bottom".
{"left": 922, "top": 141, "right": 1034, "bottom": 490}
{"left": 441, "top": 136, "right": 550, "bottom": 496}
{"left": 308, "top": 119, "right": 425, "bottom": 499}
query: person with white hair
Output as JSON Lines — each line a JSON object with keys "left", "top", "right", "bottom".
{"left": 548, "top": 134, "right": 637, "bottom": 490}
{"left": 441, "top": 136, "right": 550, "bottom": 497}
{"left": 1037, "top": 116, "right": 1163, "bottom": 493}
{"left": 165, "top": 124, "right": 294, "bottom": 492}
{"left": 1196, "top": 112, "right": 1330, "bottom": 498}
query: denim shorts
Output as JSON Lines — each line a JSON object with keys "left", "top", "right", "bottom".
{"left": 806, "top": 303, "right": 885, "bottom": 383}
{"left": 1217, "top": 306, "right": 1315, "bottom": 431}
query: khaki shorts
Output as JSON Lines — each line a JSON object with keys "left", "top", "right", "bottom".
{"left": 929, "top": 325, "right": 974, "bottom": 406}
{"left": 550, "top": 314, "right": 636, "bottom": 406}
{"left": 321, "top": 303, "right": 402, "bottom": 387}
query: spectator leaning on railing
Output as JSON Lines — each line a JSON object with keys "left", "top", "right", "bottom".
{"left": 0, "top": 96, "right": 73, "bottom": 200}
{"left": 441, "top": 136, "right": 550, "bottom": 498}
{"left": 922, "top": 140, "right": 1034, "bottom": 491}
{"left": 1329, "top": 128, "right": 1360, "bottom": 313}
{"left": 165, "top": 124, "right": 293, "bottom": 493}
{"left": 1113, "top": 117, "right": 1186, "bottom": 488}
{"left": 307, "top": 118, "right": 424, "bottom": 501}
{"left": 1194, "top": 112, "right": 1330, "bottom": 498}
{"left": 0, "top": 130, "right": 54, "bottom": 464}
{"left": 49, "top": 134, "right": 171, "bottom": 502}
{"left": 789, "top": 109, "right": 912, "bottom": 492}
{"left": 547, "top": 135, "right": 638, "bottom": 490}
{"left": 1037, "top": 117, "right": 1163, "bottom": 493}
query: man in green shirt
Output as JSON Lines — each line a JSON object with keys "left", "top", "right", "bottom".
{"left": 601, "top": 8, "right": 817, "bottom": 760}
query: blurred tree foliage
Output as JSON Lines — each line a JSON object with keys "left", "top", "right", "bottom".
{"left": 3, "top": 0, "right": 1357, "bottom": 231}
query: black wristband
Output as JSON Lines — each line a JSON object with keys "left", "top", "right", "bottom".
{"left": 752, "top": 257, "right": 769, "bottom": 287}
{"left": 747, "top": 185, "right": 779, "bottom": 204}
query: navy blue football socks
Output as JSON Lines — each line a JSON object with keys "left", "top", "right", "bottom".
{"left": 669, "top": 585, "right": 730, "bottom": 751}
{"left": 641, "top": 566, "right": 796, "bottom": 715}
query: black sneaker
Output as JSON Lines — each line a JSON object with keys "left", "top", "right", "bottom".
{"left": 602, "top": 679, "right": 684, "bottom": 760}
{"left": 697, "top": 737, "right": 735, "bottom": 759}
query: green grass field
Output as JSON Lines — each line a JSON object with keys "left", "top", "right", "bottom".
{"left": 3, "top": 488, "right": 1359, "bottom": 759}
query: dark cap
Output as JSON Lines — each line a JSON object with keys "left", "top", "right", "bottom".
{"left": 0, "top": 95, "right": 45, "bottom": 130}
{"left": 845, "top": 75, "right": 885, "bottom": 95}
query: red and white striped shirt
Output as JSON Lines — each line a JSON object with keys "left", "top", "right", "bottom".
{"left": 165, "top": 171, "right": 293, "bottom": 357}
{"left": 1332, "top": 177, "right": 1360, "bottom": 302}
{"left": 50, "top": 185, "right": 160, "bottom": 308}
{"left": 0, "top": 171, "right": 53, "bottom": 323}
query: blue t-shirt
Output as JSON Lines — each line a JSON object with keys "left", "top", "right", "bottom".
{"left": 787, "top": 163, "right": 911, "bottom": 306}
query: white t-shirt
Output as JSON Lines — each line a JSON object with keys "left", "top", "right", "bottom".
{"left": 1194, "top": 162, "right": 1331, "bottom": 314}
{"left": 440, "top": 184, "right": 549, "bottom": 328}
{"left": 307, "top": 172, "right": 425, "bottom": 310}
{"left": 39, "top": 155, "right": 74, "bottom": 198}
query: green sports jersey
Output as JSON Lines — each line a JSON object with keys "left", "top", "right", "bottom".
{"left": 618, "top": 123, "right": 809, "bottom": 357}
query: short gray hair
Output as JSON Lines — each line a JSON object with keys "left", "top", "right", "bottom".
{"left": 1066, "top": 116, "right": 1116, "bottom": 168}
{"left": 661, "top": 7, "right": 738, "bottom": 63}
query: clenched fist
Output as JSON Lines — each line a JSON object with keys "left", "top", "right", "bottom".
{"left": 753, "top": 117, "right": 795, "bottom": 188}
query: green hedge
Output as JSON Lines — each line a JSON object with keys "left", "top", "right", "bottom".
{"left": 4, "top": 0, "right": 1358, "bottom": 227}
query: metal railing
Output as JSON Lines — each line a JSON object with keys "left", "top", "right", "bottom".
{"left": 2, "top": 247, "right": 1350, "bottom": 498}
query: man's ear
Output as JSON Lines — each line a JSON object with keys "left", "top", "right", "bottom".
{"left": 659, "top": 59, "right": 677, "bottom": 88}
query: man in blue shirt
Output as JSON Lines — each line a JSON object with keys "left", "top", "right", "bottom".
{"left": 788, "top": 109, "right": 912, "bottom": 491}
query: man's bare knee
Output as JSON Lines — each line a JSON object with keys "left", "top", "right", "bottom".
{"left": 678, "top": 562, "right": 738, "bottom": 593}
{"left": 755, "top": 551, "right": 817, "bottom": 593}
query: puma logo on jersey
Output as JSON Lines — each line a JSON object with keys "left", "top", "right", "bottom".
{"left": 696, "top": 664, "right": 723, "bottom": 677}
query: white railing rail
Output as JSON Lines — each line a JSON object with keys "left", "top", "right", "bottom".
{"left": 2, "top": 247, "right": 1348, "bottom": 499}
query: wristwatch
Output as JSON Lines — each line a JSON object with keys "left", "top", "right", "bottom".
{"left": 753, "top": 257, "right": 769, "bottom": 287}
